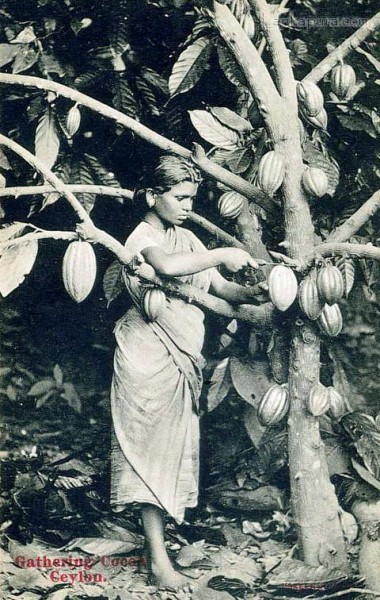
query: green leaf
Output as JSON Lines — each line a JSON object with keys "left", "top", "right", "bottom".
{"left": 0, "top": 222, "right": 27, "bottom": 245}
{"left": 0, "top": 240, "right": 38, "bottom": 297}
{"left": 113, "top": 76, "right": 139, "bottom": 118}
{"left": 230, "top": 357, "right": 272, "bottom": 407}
{"left": 61, "top": 382, "right": 81, "bottom": 413}
{"left": 169, "top": 36, "right": 213, "bottom": 96}
{"left": 217, "top": 44, "right": 246, "bottom": 87}
{"left": 12, "top": 46, "right": 39, "bottom": 74}
{"left": 103, "top": 260, "right": 125, "bottom": 306}
{"left": 189, "top": 110, "right": 239, "bottom": 149}
{"left": 53, "top": 364, "right": 64, "bottom": 387}
{"left": 63, "top": 537, "right": 138, "bottom": 556}
{"left": 35, "top": 107, "right": 60, "bottom": 170}
{"left": 28, "top": 378, "right": 56, "bottom": 397}
{"left": 141, "top": 67, "right": 168, "bottom": 96}
{"left": 0, "top": 43, "right": 18, "bottom": 68}
{"left": 207, "top": 357, "right": 232, "bottom": 412}
{"left": 210, "top": 107, "right": 251, "bottom": 133}
{"left": 70, "top": 159, "right": 95, "bottom": 213}
{"left": 10, "top": 26, "right": 36, "bottom": 44}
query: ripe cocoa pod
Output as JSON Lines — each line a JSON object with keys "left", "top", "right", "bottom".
{"left": 258, "top": 383, "right": 289, "bottom": 427}
{"left": 307, "top": 384, "right": 330, "bottom": 417}
{"left": 302, "top": 107, "right": 328, "bottom": 130}
{"left": 257, "top": 151, "right": 285, "bottom": 196}
{"left": 318, "top": 303, "right": 343, "bottom": 337}
{"left": 66, "top": 104, "right": 81, "bottom": 137}
{"left": 218, "top": 191, "right": 245, "bottom": 219}
{"left": 331, "top": 64, "right": 356, "bottom": 99}
{"left": 327, "top": 387, "right": 347, "bottom": 420}
{"left": 302, "top": 166, "right": 328, "bottom": 198}
{"left": 298, "top": 271, "right": 322, "bottom": 320}
{"left": 335, "top": 257, "right": 355, "bottom": 298}
{"left": 62, "top": 240, "right": 97, "bottom": 303}
{"left": 297, "top": 81, "right": 324, "bottom": 117}
{"left": 268, "top": 265, "right": 298, "bottom": 312}
{"left": 317, "top": 263, "right": 344, "bottom": 305}
{"left": 142, "top": 288, "right": 166, "bottom": 322}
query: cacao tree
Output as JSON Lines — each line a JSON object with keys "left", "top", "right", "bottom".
{"left": 0, "top": 0, "right": 380, "bottom": 583}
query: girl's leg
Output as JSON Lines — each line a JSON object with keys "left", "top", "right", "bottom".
{"left": 141, "top": 504, "right": 191, "bottom": 590}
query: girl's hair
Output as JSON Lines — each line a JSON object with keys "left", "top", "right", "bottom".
{"left": 133, "top": 155, "right": 202, "bottom": 209}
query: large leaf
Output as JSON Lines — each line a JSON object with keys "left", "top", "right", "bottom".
{"left": 0, "top": 43, "right": 19, "bottom": 68}
{"left": 243, "top": 405, "right": 266, "bottom": 447}
{"left": 189, "top": 110, "right": 239, "bottom": 149}
{"left": 207, "top": 357, "right": 232, "bottom": 412}
{"left": 210, "top": 107, "right": 251, "bottom": 133}
{"left": 63, "top": 537, "right": 138, "bottom": 555}
{"left": 103, "top": 260, "right": 125, "bottom": 306}
{"left": 217, "top": 44, "right": 246, "bottom": 87}
{"left": 12, "top": 46, "right": 39, "bottom": 74}
{"left": 70, "top": 158, "right": 95, "bottom": 213}
{"left": 113, "top": 76, "right": 139, "bottom": 118}
{"left": 169, "top": 36, "right": 213, "bottom": 96}
{"left": 230, "top": 357, "right": 272, "bottom": 407}
{"left": 0, "top": 240, "right": 38, "bottom": 297}
{"left": 0, "top": 222, "right": 27, "bottom": 245}
{"left": 35, "top": 107, "right": 60, "bottom": 170}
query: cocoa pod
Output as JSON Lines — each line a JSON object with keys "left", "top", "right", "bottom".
{"left": 257, "top": 151, "right": 285, "bottom": 196}
{"left": 268, "top": 265, "right": 298, "bottom": 312}
{"left": 142, "top": 288, "right": 166, "bottom": 322}
{"left": 331, "top": 64, "right": 356, "bottom": 99}
{"left": 66, "top": 104, "right": 81, "bottom": 137}
{"left": 302, "top": 166, "right": 328, "bottom": 198}
{"left": 302, "top": 107, "right": 328, "bottom": 130}
{"left": 297, "top": 81, "right": 324, "bottom": 117}
{"left": 218, "top": 191, "right": 245, "bottom": 219}
{"left": 62, "top": 240, "right": 97, "bottom": 303}
{"left": 317, "top": 263, "right": 344, "bottom": 305}
{"left": 318, "top": 303, "right": 343, "bottom": 337}
{"left": 327, "top": 387, "right": 347, "bottom": 420}
{"left": 307, "top": 384, "right": 330, "bottom": 417}
{"left": 298, "top": 270, "right": 323, "bottom": 320}
{"left": 335, "top": 257, "right": 355, "bottom": 298}
{"left": 258, "top": 383, "right": 289, "bottom": 427}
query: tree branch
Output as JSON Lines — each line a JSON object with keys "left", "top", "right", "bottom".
{"left": 327, "top": 190, "right": 380, "bottom": 243}
{"left": 0, "top": 73, "right": 275, "bottom": 215}
{"left": 0, "top": 184, "right": 246, "bottom": 249}
{"left": 209, "top": 1, "right": 286, "bottom": 141}
{"left": 304, "top": 12, "right": 380, "bottom": 84}
{"left": 248, "top": 0, "right": 296, "bottom": 106}
{"left": 312, "top": 242, "right": 380, "bottom": 263}
{"left": 0, "top": 230, "right": 76, "bottom": 251}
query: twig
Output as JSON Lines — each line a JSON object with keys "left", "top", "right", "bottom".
{"left": 0, "top": 230, "right": 76, "bottom": 251}
{"left": 0, "top": 73, "right": 275, "bottom": 215}
{"left": 304, "top": 12, "right": 380, "bottom": 84}
{"left": 327, "top": 190, "right": 380, "bottom": 243}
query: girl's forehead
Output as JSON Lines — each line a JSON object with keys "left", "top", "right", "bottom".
{"left": 168, "top": 180, "right": 198, "bottom": 195}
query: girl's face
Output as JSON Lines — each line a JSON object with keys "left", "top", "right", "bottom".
{"left": 152, "top": 180, "right": 198, "bottom": 226}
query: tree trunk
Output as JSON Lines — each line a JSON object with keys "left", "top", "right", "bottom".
{"left": 288, "top": 323, "right": 348, "bottom": 568}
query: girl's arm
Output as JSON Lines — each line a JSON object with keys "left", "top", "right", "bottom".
{"left": 210, "top": 269, "right": 267, "bottom": 304}
{"left": 141, "top": 245, "right": 258, "bottom": 277}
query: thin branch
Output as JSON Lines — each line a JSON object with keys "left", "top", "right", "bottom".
{"left": 327, "top": 189, "right": 380, "bottom": 243}
{"left": 0, "top": 184, "right": 130, "bottom": 203}
{"left": 249, "top": 0, "right": 296, "bottom": 105}
{"left": 304, "top": 11, "right": 380, "bottom": 84}
{"left": 0, "top": 230, "right": 76, "bottom": 251}
{"left": 0, "top": 73, "right": 275, "bottom": 215}
{"left": 0, "top": 184, "right": 245, "bottom": 249}
{"left": 312, "top": 242, "right": 380, "bottom": 263}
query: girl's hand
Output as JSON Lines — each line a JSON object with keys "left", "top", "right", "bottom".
{"left": 219, "top": 248, "right": 259, "bottom": 273}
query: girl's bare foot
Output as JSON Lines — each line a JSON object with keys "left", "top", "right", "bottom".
{"left": 150, "top": 561, "right": 193, "bottom": 592}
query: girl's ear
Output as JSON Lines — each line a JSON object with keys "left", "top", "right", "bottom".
{"left": 146, "top": 189, "right": 156, "bottom": 208}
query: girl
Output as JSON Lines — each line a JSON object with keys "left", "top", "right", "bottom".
{"left": 110, "top": 155, "right": 260, "bottom": 590}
